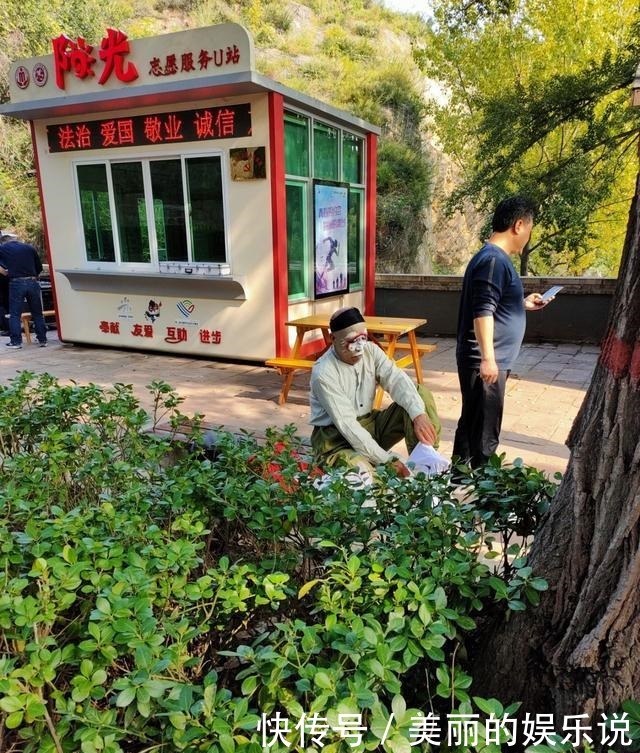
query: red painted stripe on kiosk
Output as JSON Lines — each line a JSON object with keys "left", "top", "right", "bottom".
{"left": 364, "top": 132, "right": 377, "bottom": 316}
{"left": 31, "top": 120, "right": 63, "bottom": 341}
{"left": 268, "top": 92, "right": 288, "bottom": 357}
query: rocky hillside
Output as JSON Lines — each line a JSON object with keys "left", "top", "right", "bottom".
{"left": 0, "top": 0, "right": 483, "bottom": 272}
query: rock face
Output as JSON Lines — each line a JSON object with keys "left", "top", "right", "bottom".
{"left": 420, "top": 145, "right": 485, "bottom": 274}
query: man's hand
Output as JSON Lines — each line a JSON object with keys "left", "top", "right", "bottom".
{"left": 391, "top": 459, "right": 411, "bottom": 478}
{"left": 0, "top": 266, "right": 7, "bottom": 277}
{"left": 413, "top": 413, "right": 437, "bottom": 446}
{"left": 525, "top": 293, "right": 546, "bottom": 310}
{"left": 480, "top": 356, "right": 499, "bottom": 384}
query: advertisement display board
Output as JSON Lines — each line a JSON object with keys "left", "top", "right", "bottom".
{"left": 313, "top": 180, "right": 349, "bottom": 299}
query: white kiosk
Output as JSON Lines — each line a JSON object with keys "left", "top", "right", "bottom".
{"left": 0, "top": 23, "right": 379, "bottom": 360}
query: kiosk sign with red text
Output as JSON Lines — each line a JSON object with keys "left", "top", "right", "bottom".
{"left": 8, "top": 23, "right": 254, "bottom": 103}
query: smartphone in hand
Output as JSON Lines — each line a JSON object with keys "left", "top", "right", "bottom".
{"left": 541, "top": 285, "right": 564, "bottom": 303}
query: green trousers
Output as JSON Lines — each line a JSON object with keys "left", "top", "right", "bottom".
{"left": 311, "top": 384, "right": 441, "bottom": 472}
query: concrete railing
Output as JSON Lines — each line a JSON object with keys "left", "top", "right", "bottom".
{"left": 375, "top": 275, "right": 617, "bottom": 344}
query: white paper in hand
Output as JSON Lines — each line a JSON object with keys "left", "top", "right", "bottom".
{"left": 407, "top": 443, "right": 450, "bottom": 475}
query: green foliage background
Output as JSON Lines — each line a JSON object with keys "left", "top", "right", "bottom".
{"left": 418, "top": 0, "right": 640, "bottom": 275}
{"left": 0, "top": 373, "right": 560, "bottom": 752}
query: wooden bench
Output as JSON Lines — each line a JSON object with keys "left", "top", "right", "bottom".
{"left": 265, "top": 357, "right": 316, "bottom": 405}
{"left": 379, "top": 342, "right": 437, "bottom": 371}
{"left": 378, "top": 341, "right": 438, "bottom": 355}
{"left": 21, "top": 310, "right": 56, "bottom": 344}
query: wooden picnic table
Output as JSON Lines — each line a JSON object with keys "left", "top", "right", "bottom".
{"left": 266, "top": 314, "right": 436, "bottom": 406}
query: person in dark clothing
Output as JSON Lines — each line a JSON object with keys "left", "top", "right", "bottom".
{"left": 0, "top": 273, "right": 8, "bottom": 335}
{"left": 0, "top": 231, "right": 47, "bottom": 349}
{"left": 453, "top": 196, "right": 548, "bottom": 468}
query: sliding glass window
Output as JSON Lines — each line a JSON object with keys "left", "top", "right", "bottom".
{"left": 77, "top": 164, "right": 115, "bottom": 262}
{"left": 286, "top": 180, "right": 308, "bottom": 299}
{"left": 75, "top": 155, "right": 226, "bottom": 269}
{"left": 149, "top": 159, "right": 187, "bottom": 262}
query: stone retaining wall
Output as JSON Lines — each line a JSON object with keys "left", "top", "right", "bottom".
{"left": 375, "top": 275, "right": 617, "bottom": 343}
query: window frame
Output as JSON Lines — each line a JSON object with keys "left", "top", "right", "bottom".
{"left": 283, "top": 108, "right": 367, "bottom": 301}
{"left": 73, "top": 150, "right": 229, "bottom": 272}
{"left": 285, "top": 178, "right": 310, "bottom": 301}
{"left": 347, "top": 186, "right": 365, "bottom": 292}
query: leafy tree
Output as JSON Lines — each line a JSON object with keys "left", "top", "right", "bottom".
{"left": 419, "top": 0, "right": 640, "bottom": 275}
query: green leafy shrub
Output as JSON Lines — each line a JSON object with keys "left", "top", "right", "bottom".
{"left": 0, "top": 373, "right": 554, "bottom": 752}
{"left": 452, "top": 453, "right": 559, "bottom": 581}
{"left": 321, "top": 25, "right": 374, "bottom": 61}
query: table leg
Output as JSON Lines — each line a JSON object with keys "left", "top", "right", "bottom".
{"left": 289, "top": 328, "right": 305, "bottom": 359}
{"left": 373, "top": 336, "right": 399, "bottom": 409}
{"left": 278, "top": 327, "right": 306, "bottom": 405}
{"left": 279, "top": 371, "right": 296, "bottom": 405}
{"left": 408, "top": 330, "right": 424, "bottom": 383}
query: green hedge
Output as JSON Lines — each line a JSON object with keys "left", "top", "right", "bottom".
{"left": 0, "top": 373, "right": 557, "bottom": 752}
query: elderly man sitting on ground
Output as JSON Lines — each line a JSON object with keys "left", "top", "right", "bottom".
{"left": 309, "top": 306, "right": 441, "bottom": 477}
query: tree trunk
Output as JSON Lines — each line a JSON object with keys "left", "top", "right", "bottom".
{"left": 472, "top": 174, "right": 640, "bottom": 722}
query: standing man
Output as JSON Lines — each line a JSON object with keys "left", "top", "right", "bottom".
{"left": 453, "top": 196, "right": 547, "bottom": 468}
{"left": 0, "top": 231, "right": 48, "bottom": 349}
{"left": 310, "top": 306, "right": 441, "bottom": 477}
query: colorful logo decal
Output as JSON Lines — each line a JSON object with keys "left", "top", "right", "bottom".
{"left": 15, "top": 66, "right": 30, "bottom": 89}
{"left": 33, "top": 63, "right": 49, "bottom": 87}
{"left": 177, "top": 299, "right": 195, "bottom": 318}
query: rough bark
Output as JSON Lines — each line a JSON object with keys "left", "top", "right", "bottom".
{"left": 472, "top": 173, "right": 640, "bottom": 722}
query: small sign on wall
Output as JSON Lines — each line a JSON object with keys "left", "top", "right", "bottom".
{"left": 230, "top": 146, "right": 266, "bottom": 180}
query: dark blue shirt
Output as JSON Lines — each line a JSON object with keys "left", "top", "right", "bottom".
{"left": 0, "top": 241, "right": 43, "bottom": 279}
{"left": 456, "top": 243, "right": 525, "bottom": 370}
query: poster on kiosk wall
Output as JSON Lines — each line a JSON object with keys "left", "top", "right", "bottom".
{"left": 313, "top": 180, "right": 349, "bottom": 299}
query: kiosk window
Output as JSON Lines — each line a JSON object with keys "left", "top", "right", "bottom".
{"left": 150, "top": 159, "right": 188, "bottom": 262}
{"left": 285, "top": 112, "right": 366, "bottom": 300}
{"left": 77, "top": 164, "right": 115, "bottom": 262}
{"left": 284, "top": 113, "right": 309, "bottom": 177}
{"left": 112, "top": 162, "right": 151, "bottom": 264}
{"left": 348, "top": 188, "right": 364, "bottom": 289}
{"left": 286, "top": 180, "right": 308, "bottom": 298}
{"left": 313, "top": 123, "right": 339, "bottom": 181}
{"left": 187, "top": 156, "right": 225, "bottom": 263}
{"left": 343, "top": 133, "right": 364, "bottom": 185}
{"left": 76, "top": 156, "right": 227, "bottom": 269}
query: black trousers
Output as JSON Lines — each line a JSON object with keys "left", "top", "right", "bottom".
{"left": 453, "top": 367, "right": 509, "bottom": 468}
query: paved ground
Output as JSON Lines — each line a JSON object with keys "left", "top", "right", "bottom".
{"left": 1, "top": 330, "right": 599, "bottom": 475}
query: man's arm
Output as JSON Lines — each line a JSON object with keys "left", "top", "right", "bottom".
{"left": 0, "top": 266, "right": 7, "bottom": 277}
{"left": 32, "top": 247, "right": 43, "bottom": 276}
{"left": 474, "top": 315, "right": 498, "bottom": 384}
{"left": 372, "top": 346, "right": 438, "bottom": 445}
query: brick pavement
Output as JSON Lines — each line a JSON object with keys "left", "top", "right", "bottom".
{"left": 1, "top": 330, "right": 599, "bottom": 475}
